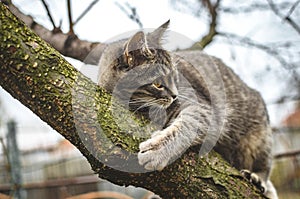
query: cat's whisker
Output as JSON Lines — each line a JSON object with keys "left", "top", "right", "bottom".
{"left": 129, "top": 97, "right": 156, "bottom": 105}
{"left": 177, "top": 94, "right": 201, "bottom": 105}
{"left": 152, "top": 104, "right": 165, "bottom": 117}
{"left": 130, "top": 98, "right": 157, "bottom": 105}
{"left": 153, "top": 107, "right": 164, "bottom": 122}
{"left": 132, "top": 99, "right": 162, "bottom": 114}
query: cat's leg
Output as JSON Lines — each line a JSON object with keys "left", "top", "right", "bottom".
{"left": 241, "top": 170, "right": 267, "bottom": 193}
{"left": 241, "top": 170, "right": 278, "bottom": 199}
{"left": 239, "top": 128, "right": 278, "bottom": 199}
{"left": 138, "top": 104, "right": 211, "bottom": 171}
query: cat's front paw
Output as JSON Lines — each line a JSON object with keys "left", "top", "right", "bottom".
{"left": 138, "top": 134, "right": 170, "bottom": 171}
{"left": 241, "top": 170, "right": 278, "bottom": 199}
{"left": 240, "top": 169, "right": 266, "bottom": 193}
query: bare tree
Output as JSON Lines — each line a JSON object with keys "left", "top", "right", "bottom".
{"left": 13, "top": 0, "right": 300, "bottom": 104}
{"left": 172, "top": 0, "right": 300, "bottom": 104}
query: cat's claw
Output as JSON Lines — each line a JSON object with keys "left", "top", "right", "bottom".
{"left": 138, "top": 137, "right": 170, "bottom": 171}
{"left": 240, "top": 169, "right": 266, "bottom": 193}
{"left": 241, "top": 170, "right": 278, "bottom": 199}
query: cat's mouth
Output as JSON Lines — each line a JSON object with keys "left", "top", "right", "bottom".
{"left": 149, "top": 95, "right": 178, "bottom": 109}
{"left": 159, "top": 96, "right": 177, "bottom": 108}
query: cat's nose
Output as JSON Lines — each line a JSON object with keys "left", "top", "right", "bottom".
{"left": 171, "top": 94, "right": 177, "bottom": 100}
{"left": 168, "top": 85, "right": 178, "bottom": 99}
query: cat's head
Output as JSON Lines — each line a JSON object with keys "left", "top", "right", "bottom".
{"left": 98, "top": 20, "right": 178, "bottom": 111}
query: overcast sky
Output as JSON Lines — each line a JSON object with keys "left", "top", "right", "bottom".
{"left": 0, "top": 0, "right": 299, "bottom": 151}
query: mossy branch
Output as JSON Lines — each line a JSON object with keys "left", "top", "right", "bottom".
{"left": 0, "top": 3, "right": 265, "bottom": 198}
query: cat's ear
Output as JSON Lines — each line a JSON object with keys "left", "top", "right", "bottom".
{"left": 148, "top": 20, "right": 170, "bottom": 45}
{"left": 124, "top": 31, "right": 153, "bottom": 58}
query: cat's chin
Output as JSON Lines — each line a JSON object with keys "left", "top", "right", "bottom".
{"left": 159, "top": 101, "right": 173, "bottom": 109}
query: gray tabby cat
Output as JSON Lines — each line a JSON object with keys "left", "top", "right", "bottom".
{"left": 97, "top": 21, "right": 278, "bottom": 199}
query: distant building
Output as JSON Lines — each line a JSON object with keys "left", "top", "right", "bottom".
{"left": 282, "top": 104, "right": 300, "bottom": 129}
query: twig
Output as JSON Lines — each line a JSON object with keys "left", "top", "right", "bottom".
{"left": 286, "top": 0, "right": 300, "bottom": 18}
{"left": 266, "top": 40, "right": 299, "bottom": 48}
{"left": 73, "top": 0, "right": 100, "bottom": 26}
{"left": 218, "top": 31, "right": 300, "bottom": 106}
{"left": 218, "top": 31, "right": 296, "bottom": 70}
{"left": 284, "top": 16, "right": 300, "bottom": 35}
{"left": 267, "top": 93, "right": 300, "bottom": 105}
{"left": 190, "top": 0, "right": 221, "bottom": 49}
{"left": 67, "top": 0, "right": 74, "bottom": 34}
{"left": 220, "top": 2, "right": 292, "bottom": 14}
{"left": 274, "top": 149, "right": 300, "bottom": 159}
{"left": 267, "top": 0, "right": 300, "bottom": 34}
{"left": 40, "top": 0, "right": 56, "bottom": 29}
{"left": 115, "top": 2, "right": 143, "bottom": 28}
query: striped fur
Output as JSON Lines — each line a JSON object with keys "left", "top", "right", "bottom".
{"left": 97, "top": 21, "right": 277, "bottom": 198}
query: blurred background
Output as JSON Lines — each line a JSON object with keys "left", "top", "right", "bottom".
{"left": 0, "top": 0, "right": 299, "bottom": 198}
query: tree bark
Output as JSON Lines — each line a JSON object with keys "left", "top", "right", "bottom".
{"left": 0, "top": 3, "right": 265, "bottom": 198}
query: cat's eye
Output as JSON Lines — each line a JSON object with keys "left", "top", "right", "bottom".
{"left": 118, "top": 64, "right": 130, "bottom": 71}
{"left": 152, "top": 83, "right": 163, "bottom": 89}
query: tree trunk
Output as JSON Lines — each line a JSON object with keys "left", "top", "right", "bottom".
{"left": 0, "top": 3, "right": 265, "bottom": 198}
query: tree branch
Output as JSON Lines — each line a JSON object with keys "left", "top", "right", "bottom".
{"left": 219, "top": 2, "right": 293, "bottom": 14}
{"left": 115, "top": 2, "right": 143, "bottom": 28}
{"left": 286, "top": 0, "right": 300, "bottom": 19}
{"left": 73, "top": 0, "right": 99, "bottom": 26}
{"left": 190, "top": 0, "right": 220, "bottom": 50}
{"left": 0, "top": 3, "right": 265, "bottom": 198}
{"left": 267, "top": 0, "right": 300, "bottom": 34}
{"left": 269, "top": 94, "right": 300, "bottom": 105}
{"left": 275, "top": 149, "right": 300, "bottom": 159}
{"left": 40, "top": 0, "right": 57, "bottom": 30}
{"left": 217, "top": 31, "right": 297, "bottom": 70}
{"left": 7, "top": 3, "right": 104, "bottom": 65}
{"left": 67, "top": 0, "right": 74, "bottom": 34}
